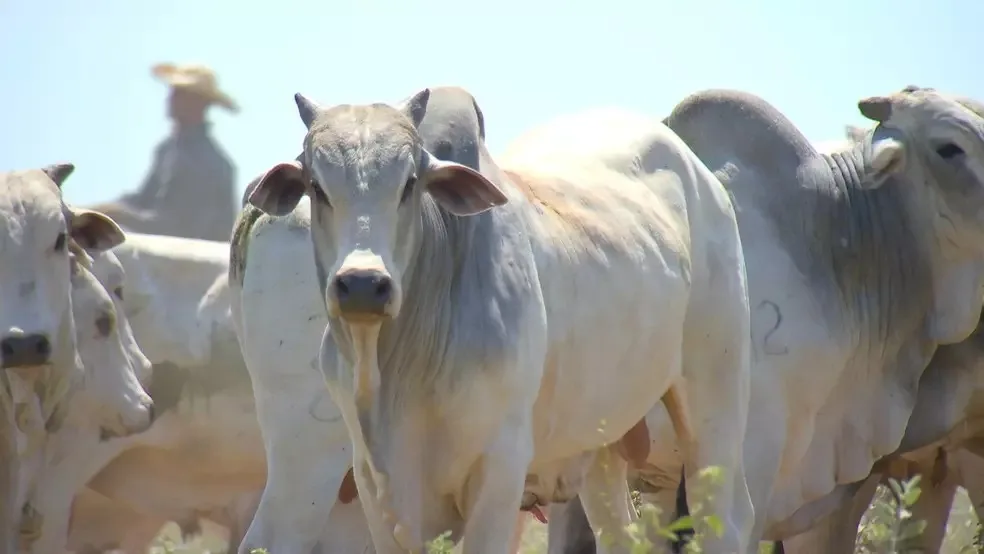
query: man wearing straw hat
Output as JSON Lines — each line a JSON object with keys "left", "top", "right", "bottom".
{"left": 95, "top": 63, "right": 239, "bottom": 242}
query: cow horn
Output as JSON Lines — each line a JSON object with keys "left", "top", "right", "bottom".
{"left": 858, "top": 96, "right": 893, "bottom": 123}
{"left": 294, "top": 93, "right": 323, "bottom": 130}
{"left": 41, "top": 163, "right": 75, "bottom": 188}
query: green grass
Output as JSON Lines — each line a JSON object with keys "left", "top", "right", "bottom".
{"left": 150, "top": 479, "right": 982, "bottom": 554}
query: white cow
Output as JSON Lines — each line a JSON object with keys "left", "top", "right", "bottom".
{"left": 781, "top": 313, "right": 984, "bottom": 553}
{"left": 0, "top": 164, "right": 146, "bottom": 550}
{"left": 18, "top": 245, "right": 158, "bottom": 553}
{"left": 774, "top": 123, "right": 984, "bottom": 554}
{"left": 112, "top": 232, "right": 231, "bottom": 367}
{"left": 660, "top": 86, "right": 984, "bottom": 545}
{"left": 245, "top": 87, "right": 753, "bottom": 553}
{"left": 66, "top": 244, "right": 155, "bottom": 439}
{"left": 230, "top": 190, "right": 374, "bottom": 553}
{"left": 21, "top": 233, "right": 258, "bottom": 553}
{"left": 231, "top": 87, "right": 508, "bottom": 554}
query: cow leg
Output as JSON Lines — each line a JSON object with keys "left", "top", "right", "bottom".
{"left": 28, "top": 431, "right": 127, "bottom": 553}
{"left": 223, "top": 490, "right": 261, "bottom": 553}
{"left": 644, "top": 487, "right": 687, "bottom": 553}
{"left": 779, "top": 472, "right": 880, "bottom": 554}
{"left": 902, "top": 452, "right": 958, "bottom": 554}
{"left": 239, "top": 396, "right": 351, "bottom": 554}
{"left": 509, "top": 511, "right": 529, "bottom": 554}
{"left": 954, "top": 448, "right": 984, "bottom": 520}
{"left": 577, "top": 447, "right": 636, "bottom": 554}
{"left": 678, "top": 265, "right": 756, "bottom": 554}
{"left": 458, "top": 416, "right": 533, "bottom": 554}
{"left": 546, "top": 496, "right": 597, "bottom": 554}
{"left": 664, "top": 372, "right": 753, "bottom": 553}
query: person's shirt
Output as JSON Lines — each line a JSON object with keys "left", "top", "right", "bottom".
{"left": 126, "top": 122, "right": 237, "bottom": 242}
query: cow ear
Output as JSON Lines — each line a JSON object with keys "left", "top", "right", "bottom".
{"left": 42, "top": 163, "right": 75, "bottom": 188}
{"left": 863, "top": 137, "right": 906, "bottom": 190}
{"left": 420, "top": 150, "right": 508, "bottom": 216}
{"left": 68, "top": 208, "right": 126, "bottom": 251}
{"left": 247, "top": 161, "right": 306, "bottom": 216}
{"left": 844, "top": 125, "right": 867, "bottom": 143}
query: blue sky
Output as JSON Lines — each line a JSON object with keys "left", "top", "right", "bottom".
{"left": 1, "top": 0, "right": 980, "bottom": 207}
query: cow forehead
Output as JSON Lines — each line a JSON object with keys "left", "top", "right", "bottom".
{"left": 91, "top": 251, "right": 125, "bottom": 287}
{"left": 0, "top": 169, "right": 61, "bottom": 201}
{"left": 955, "top": 97, "right": 984, "bottom": 120}
{"left": 903, "top": 90, "right": 983, "bottom": 123}
{"left": 0, "top": 170, "right": 65, "bottom": 248}
{"left": 73, "top": 265, "right": 115, "bottom": 313}
{"left": 305, "top": 104, "right": 419, "bottom": 190}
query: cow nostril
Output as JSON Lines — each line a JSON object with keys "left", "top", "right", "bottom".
{"left": 334, "top": 278, "right": 350, "bottom": 299}
{"left": 34, "top": 337, "right": 50, "bottom": 357}
{"left": 374, "top": 280, "right": 392, "bottom": 301}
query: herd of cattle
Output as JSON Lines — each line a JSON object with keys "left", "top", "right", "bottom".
{"left": 2, "top": 83, "right": 984, "bottom": 554}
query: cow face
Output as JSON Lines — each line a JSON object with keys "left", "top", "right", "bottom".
{"left": 0, "top": 166, "right": 123, "bottom": 372}
{"left": 73, "top": 247, "right": 155, "bottom": 439}
{"left": 858, "top": 86, "right": 984, "bottom": 250}
{"left": 247, "top": 89, "right": 508, "bottom": 324}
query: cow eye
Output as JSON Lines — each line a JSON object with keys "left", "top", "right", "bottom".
{"left": 95, "top": 313, "right": 114, "bottom": 337}
{"left": 53, "top": 232, "right": 67, "bottom": 252}
{"left": 936, "top": 143, "right": 964, "bottom": 160}
{"left": 113, "top": 286, "right": 124, "bottom": 300}
{"left": 401, "top": 176, "right": 417, "bottom": 205}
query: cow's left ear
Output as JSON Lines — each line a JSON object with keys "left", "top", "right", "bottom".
{"left": 68, "top": 208, "right": 126, "bottom": 251}
{"left": 247, "top": 161, "right": 306, "bottom": 216}
{"left": 863, "top": 136, "right": 906, "bottom": 190}
{"left": 420, "top": 150, "right": 508, "bottom": 217}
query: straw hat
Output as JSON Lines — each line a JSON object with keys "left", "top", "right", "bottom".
{"left": 151, "top": 63, "right": 239, "bottom": 113}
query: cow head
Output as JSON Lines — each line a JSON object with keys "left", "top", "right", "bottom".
{"left": 72, "top": 245, "right": 155, "bottom": 439}
{"left": 0, "top": 165, "right": 124, "bottom": 425}
{"left": 247, "top": 89, "right": 508, "bottom": 324}
{"left": 857, "top": 86, "right": 984, "bottom": 248}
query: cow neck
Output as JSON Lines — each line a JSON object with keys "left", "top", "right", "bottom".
{"left": 372, "top": 197, "right": 463, "bottom": 399}
{"left": 818, "top": 138, "right": 936, "bottom": 349}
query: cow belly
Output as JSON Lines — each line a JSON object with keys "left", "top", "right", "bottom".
{"left": 530, "top": 283, "right": 690, "bottom": 463}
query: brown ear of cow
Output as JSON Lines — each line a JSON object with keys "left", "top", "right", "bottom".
{"left": 247, "top": 161, "right": 307, "bottom": 216}
{"left": 422, "top": 152, "right": 508, "bottom": 217}
{"left": 69, "top": 208, "right": 126, "bottom": 251}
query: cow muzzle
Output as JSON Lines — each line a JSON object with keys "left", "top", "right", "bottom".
{"left": 1, "top": 331, "right": 52, "bottom": 369}
{"left": 329, "top": 268, "right": 396, "bottom": 321}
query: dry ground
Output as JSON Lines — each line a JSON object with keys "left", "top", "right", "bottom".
{"left": 148, "top": 486, "right": 981, "bottom": 553}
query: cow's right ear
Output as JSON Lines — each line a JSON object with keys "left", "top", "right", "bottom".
{"left": 247, "top": 161, "right": 306, "bottom": 216}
